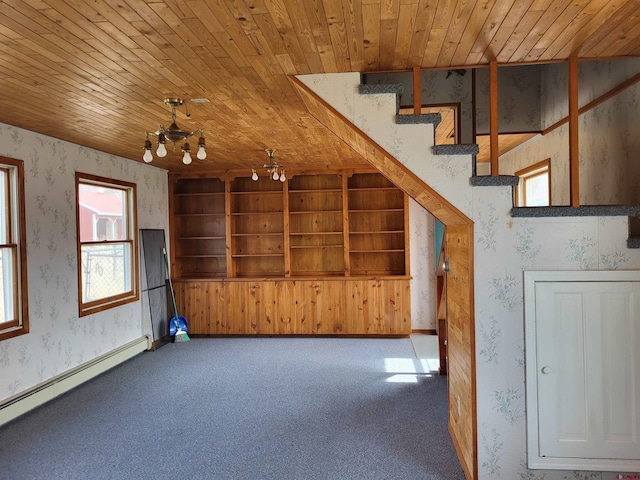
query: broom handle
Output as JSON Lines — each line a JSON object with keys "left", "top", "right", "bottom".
{"left": 162, "top": 248, "right": 180, "bottom": 321}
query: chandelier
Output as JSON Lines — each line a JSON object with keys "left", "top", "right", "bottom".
{"left": 143, "top": 98, "right": 206, "bottom": 165}
{"left": 251, "top": 149, "right": 285, "bottom": 182}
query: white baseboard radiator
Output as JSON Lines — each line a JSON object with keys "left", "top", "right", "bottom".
{"left": 0, "top": 335, "right": 151, "bottom": 427}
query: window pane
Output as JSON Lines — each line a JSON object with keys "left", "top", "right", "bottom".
{"left": 525, "top": 173, "right": 549, "bottom": 206}
{"left": 78, "top": 184, "right": 127, "bottom": 242}
{"left": 0, "top": 246, "right": 15, "bottom": 323}
{"left": 80, "top": 243, "right": 131, "bottom": 303}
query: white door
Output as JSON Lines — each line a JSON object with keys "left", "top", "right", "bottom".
{"left": 535, "top": 280, "right": 640, "bottom": 460}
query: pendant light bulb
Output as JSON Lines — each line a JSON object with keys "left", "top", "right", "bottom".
{"left": 156, "top": 143, "right": 167, "bottom": 158}
{"left": 143, "top": 136, "right": 153, "bottom": 163}
{"left": 197, "top": 133, "right": 206, "bottom": 160}
{"left": 156, "top": 133, "right": 167, "bottom": 157}
{"left": 182, "top": 142, "right": 192, "bottom": 165}
{"left": 251, "top": 168, "right": 258, "bottom": 181}
{"left": 279, "top": 169, "right": 286, "bottom": 182}
{"left": 157, "top": 142, "right": 167, "bottom": 158}
{"left": 272, "top": 170, "right": 279, "bottom": 181}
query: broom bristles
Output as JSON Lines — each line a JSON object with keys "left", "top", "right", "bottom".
{"left": 174, "top": 329, "right": 190, "bottom": 342}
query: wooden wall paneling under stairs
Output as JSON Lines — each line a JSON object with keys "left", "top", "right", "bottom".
{"left": 445, "top": 223, "right": 476, "bottom": 480}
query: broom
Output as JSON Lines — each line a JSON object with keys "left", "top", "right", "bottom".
{"left": 163, "top": 248, "right": 190, "bottom": 343}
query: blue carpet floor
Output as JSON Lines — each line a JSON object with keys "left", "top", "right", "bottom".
{"left": 0, "top": 337, "right": 464, "bottom": 480}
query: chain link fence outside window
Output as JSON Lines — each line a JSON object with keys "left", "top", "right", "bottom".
{"left": 81, "top": 244, "right": 129, "bottom": 303}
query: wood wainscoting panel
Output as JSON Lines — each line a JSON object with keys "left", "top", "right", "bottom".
{"left": 445, "top": 223, "right": 476, "bottom": 480}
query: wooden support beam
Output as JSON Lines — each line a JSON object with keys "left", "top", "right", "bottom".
{"left": 489, "top": 60, "right": 499, "bottom": 177}
{"left": 413, "top": 66, "right": 421, "bottom": 115}
{"left": 568, "top": 56, "right": 580, "bottom": 207}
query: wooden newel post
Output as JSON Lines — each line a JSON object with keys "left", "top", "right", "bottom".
{"left": 568, "top": 56, "right": 580, "bottom": 207}
{"left": 489, "top": 60, "right": 499, "bottom": 177}
{"left": 413, "top": 66, "right": 421, "bottom": 115}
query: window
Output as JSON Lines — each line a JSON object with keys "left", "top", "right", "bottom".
{"left": 515, "top": 159, "right": 550, "bottom": 207}
{"left": 76, "top": 173, "right": 138, "bottom": 316}
{"left": 0, "top": 157, "right": 29, "bottom": 341}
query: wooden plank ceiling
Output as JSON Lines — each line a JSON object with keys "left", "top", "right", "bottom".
{"left": 1, "top": 0, "right": 639, "bottom": 173}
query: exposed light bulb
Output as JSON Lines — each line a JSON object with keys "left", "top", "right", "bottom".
{"left": 272, "top": 170, "right": 279, "bottom": 181}
{"left": 197, "top": 133, "right": 206, "bottom": 160}
{"left": 280, "top": 170, "right": 286, "bottom": 182}
{"left": 156, "top": 133, "right": 167, "bottom": 157}
{"left": 143, "top": 149, "right": 153, "bottom": 163}
{"left": 182, "top": 150, "right": 192, "bottom": 165}
{"left": 251, "top": 169, "right": 258, "bottom": 181}
{"left": 157, "top": 142, "right": 167, "bottom": 157}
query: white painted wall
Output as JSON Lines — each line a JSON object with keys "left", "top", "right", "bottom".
{"left": 0, "top": 123, "right": 168, "bottom": 403}
{"left": 298, "top": 71, "right": 640, "bottom": 480}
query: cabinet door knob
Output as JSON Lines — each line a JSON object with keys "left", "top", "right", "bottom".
{"left": 541, "top": 366, "right": 551, "bottom": 375}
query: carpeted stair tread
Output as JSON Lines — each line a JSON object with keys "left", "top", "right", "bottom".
{"left": 432, "top": 144, "right": 479, "bottom": 156}
{"left": 511, "top": 205, "right": 640, "bottom": 217}
{"left": 471, "top": 175, "right": 519, "bottom": 187}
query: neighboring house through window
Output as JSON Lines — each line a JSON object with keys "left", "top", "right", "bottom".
{"left": 515, "top": 159, "right": 551, "bottom": 207}
{"left": 76, "top": 173, "right": 138, "bottom": 316}
{"left": 0, "top": 157, "right": 29, "bottom": 341}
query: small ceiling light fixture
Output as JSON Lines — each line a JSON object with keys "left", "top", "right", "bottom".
{"left": 143, "top": 98, "right": 206, "bottom": 165}
{"left": 252, "top": 149, "right": 285, "bottom": 182}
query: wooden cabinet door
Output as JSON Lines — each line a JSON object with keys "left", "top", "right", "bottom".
{"left": 378, "top": 279, "right": 411, "bottom": 335}
{"left": 291, "top": 281, "right": 322, "bottom": 334}
{"left": 314, "top": 281, "right": 346, "bottom": 335}
{"left": 223, "top": 281, "right": 290, "bottom": 334}
{"left": 344, "top": 279, "right": 382, "bottom": 334}
{"left": 224, "top": 281, "right": 258, "bottom": 334}
{"left": 173, "top": 281, "right": 225, "bottom": 335}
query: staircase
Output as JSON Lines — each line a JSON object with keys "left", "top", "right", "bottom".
{"left": 357, "top": 81, "right": 640, "bottom": 248}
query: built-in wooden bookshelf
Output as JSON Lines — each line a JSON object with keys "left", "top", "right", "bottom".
{"left": 288, "top": 173, "right": 344, "bottom": 276}
{"left": 347, "top": 173, "right": 407, "bottom": 276}
{"left": 171, "top": 177, "right": 226, "bottom": 278}
{"left": 229, "top": 176, "right": 285, "bottom": 277}
{"left": 169, "top": 171, "right": 411, "bottom": 336}
{"left": 170, "top": 171, "right": 408, "bottom": 279}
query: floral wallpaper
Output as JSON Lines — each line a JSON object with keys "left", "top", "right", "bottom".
{"left": 298, "top": 72, "right": 640, "bottom": 480}
{"left": 475, "top": 64, "right": 543, "bottom": 134}
{"left": 0, "top": 123, "right": 168, "bottom": 403}
{"left": 365, "top": 70, "right": 475, "bottom": 143}
{"left": 502, "top": 58, "right": 640, "bottom": 206}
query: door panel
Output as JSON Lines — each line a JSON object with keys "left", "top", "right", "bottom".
{"left": 535, "top": 281, "right": 640, "bottom": 460}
